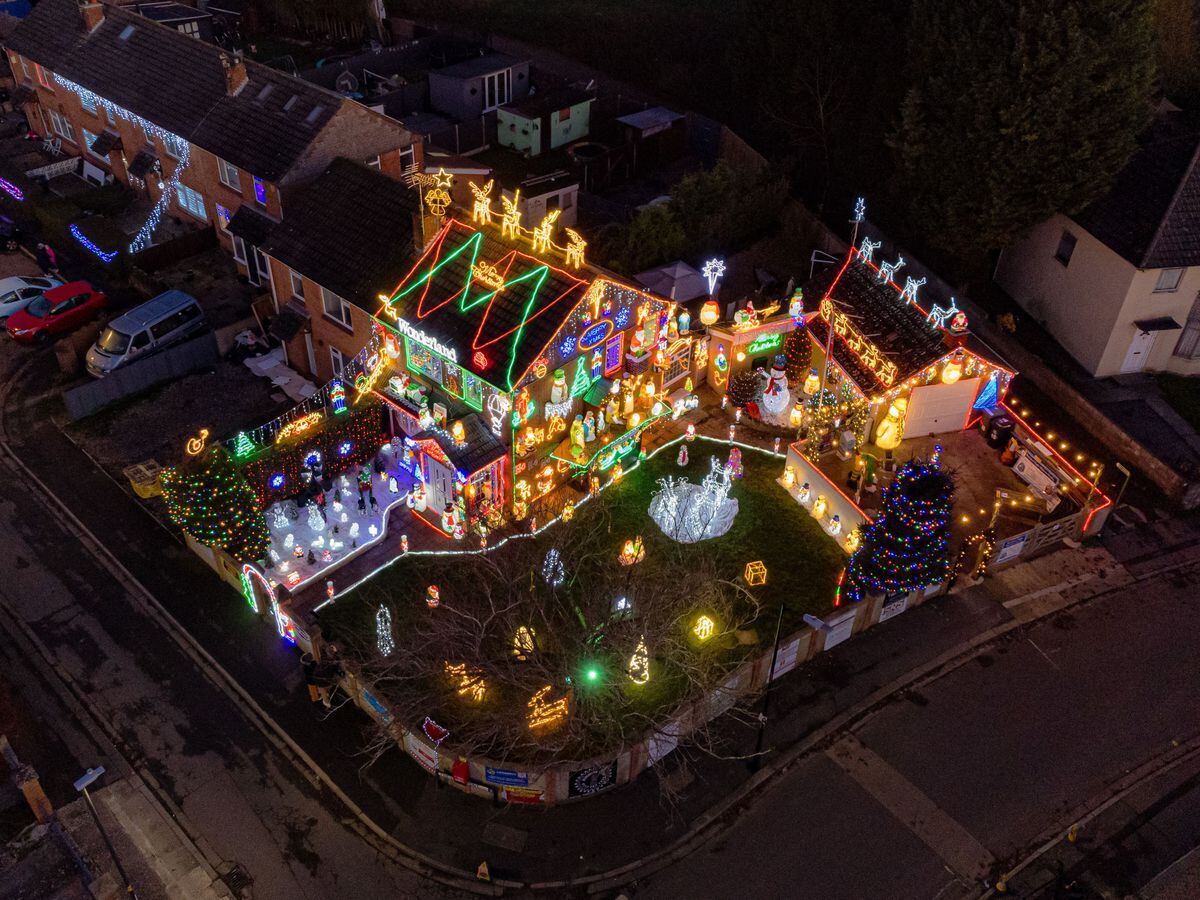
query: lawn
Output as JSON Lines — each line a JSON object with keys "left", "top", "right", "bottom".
{"left": 1157, "top": 374, "right": 1200, "bottom": 434}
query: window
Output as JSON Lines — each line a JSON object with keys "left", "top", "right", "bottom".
{"left": 82, "top": 128, "right": 103, "bottom": 159}
{"left": 231, "top": 235, "right": 247, "bottom": 263}
{"left": 79, "top": 92, "right": 97, "bottom": 116}
{"left": 483, "top": 69, "right": 511, "bottom": 112}
{"left": 1173, "top": 294, "right": 1200, "bottom": 360}
{"left": 176, "top": 183, "right": 207, "bottom": 220}
{"left": 131, "top": 330, "right": 151, "bottom": 351}
{"left": 215, "top": 203, "right": 231, "bottom": 234}
{"left": 365, "top": 155, "right": 381, "bottom": 170}
{"left": 405, "top": 337, "right": 441, "bottom": 382}
{"left": 557, "top": 107, "right": 571, "bottom": 123}
{"left": 252, "top": 176, "right": 267, "bottom": 207}
{"left": 162, "top": 133, "right": 186, "bottom": 160}
{"left": 1054, "top": 230, "right": 1076, "bottom": 266}
{"left": 34, "top": 64, "right": 51, "bottom": 89}
{"left": 47, "top": 109, "right": 74, "bottom": 144}
{"left": 604, "top": 333, "right": 623, "bottom": 375}
{"left": 289, "top": 269, "right": 304, "bottom": 300}
{"left": 322, "top": 287, "right": 351, "bottom": 328}
{"left": 217, "top": 158, "right": 241, "bottom": 192}
{"left": 399, "top": 144, "right": 416, "bottom": 171}
{"left": 561, "top": 191, "right": 574, "bottom": 211}
{"left": 1154, "top": 268, "right": 1185, "bottom": 293}
{"left": 177, "top": 20, "right": 199, "bottom": 38}
{"left": 14, "top": 55, "right": 30, "bottom": 82}
{"left": 330, "top": 346, "right": 345, "bottom": 376}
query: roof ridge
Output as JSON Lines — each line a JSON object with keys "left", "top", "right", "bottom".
{"left": 1140, "top": 134, "right": 1200, "bottom": 269}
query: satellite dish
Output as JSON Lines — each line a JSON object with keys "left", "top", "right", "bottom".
{"left": 335, "top": 70, "right": 360, "bottom": 94}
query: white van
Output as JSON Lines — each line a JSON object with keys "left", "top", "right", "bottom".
{"left": 86, "top": 290, "right": 206, "bottom": 377}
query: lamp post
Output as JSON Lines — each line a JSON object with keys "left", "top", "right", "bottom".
{"left": 74, "top": 767, "right": 138, "bottom": 899}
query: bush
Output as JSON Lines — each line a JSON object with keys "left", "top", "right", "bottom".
{"left": 728, "top": 369, "right": 763, "bottom": 407}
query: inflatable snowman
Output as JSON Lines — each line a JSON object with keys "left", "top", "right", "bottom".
{"left": 759, "top": 355, "right": 791, "bottom": 425}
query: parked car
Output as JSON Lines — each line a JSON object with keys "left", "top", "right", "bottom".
{"left": 0, "top": 274, "right": 62, "bottom": 322}
{"left": 85, "top": 290, "right": 206, "bottom": 377}
{"left": 0, "top": 213, "right": 24, "bottom": 252}
{"left": 6, "top": 280, "right": 106, "bottom": 343}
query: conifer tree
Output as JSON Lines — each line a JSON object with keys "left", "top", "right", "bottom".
{"left": 783, "top": 321, "right": 813, "bottom": 384}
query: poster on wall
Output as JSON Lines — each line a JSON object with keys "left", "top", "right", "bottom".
{"left": 770, "top": 635, "right": 803, "bottom": 681}
{"left": 878, "top": 593, "right": 909, "bottom": 623}
{"left": 403, "top": 732, "right": 439, "bottom": 773}
{"left": 485, "top": 766, "right": 529, "bottom": 787}
{"left": 993, "top": 532, "right": 1030, "bottom": 567}
{"left": 567, "top": 760, "right": 618, "bottom": 797}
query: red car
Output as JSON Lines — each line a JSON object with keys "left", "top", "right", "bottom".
{"left": 6, "top": 280, "right": 107, "bottom": 343}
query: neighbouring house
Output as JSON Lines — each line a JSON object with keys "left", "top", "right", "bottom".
{"left": 133, "top": 2, "right": 213, "bottom": 41}
{"left": 996, "top": 110, "right": 1200, "bottom": 377}
{"left": 496, "top": 86, "right": 593, "bottom": 158}
{"left": 5, "top": 0, "right": 420, "bottom": 274}
{"left": 615, "top": 106, "right": 687, "bottom": 174}
{"left": 255, "top": 157, "right": 423, "bottom": 383}
{"left": 428, "top": 52, "right": 530, "bottom": 122}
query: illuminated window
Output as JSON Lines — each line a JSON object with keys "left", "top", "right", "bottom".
{"left": 175, "top": 184, "right": 206, "bottom": 220}
{"left": 253, "top": 176, "right": 268, "bottom": 207}
{"left": 215, "top": 203, "right": 231, "bottom": 234}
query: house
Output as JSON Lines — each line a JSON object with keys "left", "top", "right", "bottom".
{"left": 615, "top": 106, "right": 687, "bottom": 173}
{"left": 497, "top": 86, "right": 592, "bottom": 158}
{"left": 995, "top": 111, "right": 1200, "bottom": 377}
{"left": 254, "top": 158, "right": 423, "bottom": 383}
{"left": 133, "top": 2, "right": 212, "bottom": 41}
{"left": 5, "top": 0, "right": 420, "bottom": 274}
{"left": 428, "top": 52, "right": 529, "bottom": 121}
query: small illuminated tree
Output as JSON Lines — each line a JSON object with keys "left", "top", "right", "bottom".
{"left": 161, "top": 446, "right": 269, "bottom": 563}
{"left": 783, "top": 322, "right": 813, "bottom": 384}
{"left": 727, "top": 369, "right": 763, "bottom": 408}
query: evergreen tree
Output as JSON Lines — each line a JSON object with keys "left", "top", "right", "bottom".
{"left": 890, "top": 0, "right": 1156, "bottom": 264}
{"left": 783, "top": 322, "right": 813, "bottom": 384}
{"left": 727, "top": 369, "right": 763, "bottom": 408}
{"left": 842, "top": 455, "right": 954, "bottom": 603}
{"left": 161, "top": 447, "right": 270, "bottom": 563}
{"left": 571, "top": 356, "right": 591, "bottom": 397}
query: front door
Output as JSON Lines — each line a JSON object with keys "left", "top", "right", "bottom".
{"left": 1120, "top": 329, "right": 1157, "bottom": 374}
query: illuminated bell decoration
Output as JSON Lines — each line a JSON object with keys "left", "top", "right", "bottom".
{"left": 700, "top": 300, "right": 720, "bottom": 326}
{"left": 426, "top": 585, "right": 440, "bottom": 608}
{"left": 812, "top": 494, "right": 829, "bottom": 519}
{"left": 941, "top": 352, "right": 964, "bottom": 385}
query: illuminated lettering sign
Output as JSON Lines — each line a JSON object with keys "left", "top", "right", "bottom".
{"left": 385, "top": 315, "right": 458, "bottom": 362}
{"left": 579, "top": 319, "right": 613, "bottom": 351}
{"left": 746, "top": 332, "right": 783, "bottom": 355}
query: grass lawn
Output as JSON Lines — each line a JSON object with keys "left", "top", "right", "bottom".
{"left": 319, "top": 437, "right": 843, "bottom": 670}
{"left": 1157, "top": 374, "right": 1200, "bottom": 434}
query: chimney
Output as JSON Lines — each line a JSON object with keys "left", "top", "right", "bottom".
{"left": 220, "top": 50, "right": 248, "bottom": 96}
{"left": 78, "top": 0, "right": 105, "bottom": 31}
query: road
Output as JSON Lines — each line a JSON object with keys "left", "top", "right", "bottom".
{"left": 637, "top": 556, "right": 1200, "bottom": 899}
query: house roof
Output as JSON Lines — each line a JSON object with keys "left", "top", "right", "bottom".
{"left": 616, "top": 106, "right": 684, "bottom": 137}
{"left": 420, "top": 412, "right": 506, "bottom": 474}
{"left": 431, "top": 52, "right": 524, "bottom": 81}
{"left": 136, "top": 2, "right": 210, "bottom": 23}
{"left": 806, "top": 251, "right": 968, "bottom": 395}
{"left": 6, "top": 0, "right": 416, "bottom": 183}
{"left": 635, "top": 260, "right": 708, "bottom": 302}
{"left": 227, "top": 204, "right": 277, "bottom": 246}
{"left": 1073, "top": 112, "right": 1200, "bottom": 269}
{"left": 260, "top": 158, "right": 419, "bottom": 309}
{"left": 378, "top": 217, "right": 592, "bottom": 390}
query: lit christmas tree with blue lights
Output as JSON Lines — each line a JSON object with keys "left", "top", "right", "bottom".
{"left": 842, "top": 454, "right": 954, "bottom": 603}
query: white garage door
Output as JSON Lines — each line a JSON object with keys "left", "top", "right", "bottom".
{"left": 903, "top": 376, "right": 981, "bottom": 437}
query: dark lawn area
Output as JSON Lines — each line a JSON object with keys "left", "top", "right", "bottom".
{"left": 320, "top": 438, "right": 842, "bottom": 659}
{"left": 1157, "top": 374, "right": 1200, "bottom": 434}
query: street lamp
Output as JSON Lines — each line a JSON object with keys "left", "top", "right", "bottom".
{"left": 74, "top": 767, "right": 138, "bottom": 899}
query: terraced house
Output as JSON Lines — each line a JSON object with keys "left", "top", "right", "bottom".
{"left": 4, "top": 0, "right": 421, "bottom": 278}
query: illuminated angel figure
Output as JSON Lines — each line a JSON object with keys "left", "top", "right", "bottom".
{"left": 858, "top": 236, "right": 882, "bottom": 264}
{"left": 899, "top": 275, "right": 926, "bottom": 306}
{"left": 469, "top": 179, "right": 494, "bottom": 224}
{"left": 564, "top": 228, "right": 587, "bottom": 268}
{"left": 501, "top": 191, "right": 522, "bottom": 239}
{"left": 532, "top": 209, "right": 561, "bottom": 254}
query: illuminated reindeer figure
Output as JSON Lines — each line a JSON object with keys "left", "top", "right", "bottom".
{"left": 501, "top": 190, "right": 522, "bottom": 240}
{"left": 858, "top": 236, "right": 882, "bottom": 264}
{"left": 899, "top": 275, "right": 926, "bottom": 306}
{"left": 878, "top": 255, "right": 905, "bottom": 284}
{"left": 531, "top": 209, "right": 561, "bottom": 254}
{"left": 564, "top": 228, "right": 587, "bottom": 268}
{"left": 470, "top": 179, "right": 494, "bottom": 225}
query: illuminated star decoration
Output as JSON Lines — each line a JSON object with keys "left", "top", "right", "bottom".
{"left": 853, "top": 196, "right": 866, "bottom": 222}
{"left": 898, "top": 275, "right": 926, "bottom": 306}
{"left": 701, "top": 258, "right": 726, "bottom": 295}
{"left": 858, "top": 236, "right": 881, "bottom": 264}
{"left": 878, "top": 255, "right": 905, "bottom": 284}
{"left": 927, "top": 297, "right": 961, "bottom": 330}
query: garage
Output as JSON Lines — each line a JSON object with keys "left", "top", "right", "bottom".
{"left": 903, "top": 376, "right": 982, "bottom": 437}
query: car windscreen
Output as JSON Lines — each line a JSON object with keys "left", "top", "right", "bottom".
{"left": 96, "top": 327, "right": 131, "bottom": 354}
{"left": 25, "top": 297, "right": 49, "bottom": 318}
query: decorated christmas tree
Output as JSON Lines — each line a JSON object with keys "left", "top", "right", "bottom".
{"left": 570, "top": 356, "right": 591, "bottom": 398}
{"left": 161, "top": 446, "right": 270, "bottom": 563}
{"left": 783, "top": 321, "right": 813, "bottom": 384}
{"left": 727, "top": 369, "right": 763, "bottom": 408}
{"left": 841, "top": 455, "right": 954, "bottom": 603}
